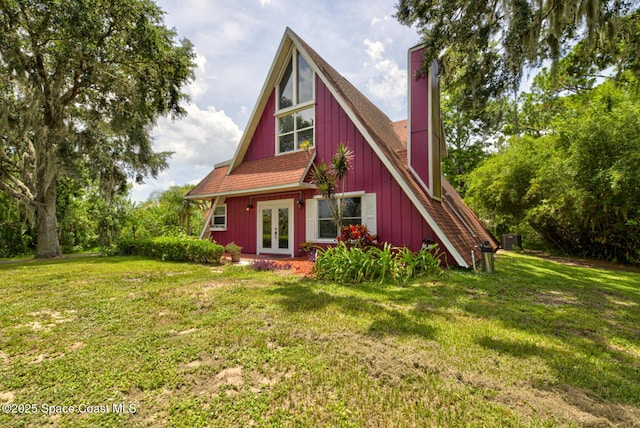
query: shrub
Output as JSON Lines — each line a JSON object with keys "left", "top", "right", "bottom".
{"left": 115, "top": 236, "right": 223, "bottom": 264}
{"left": 338, "top": 224, "right": 379, "bottom": 248}
{"left": 314, "top": 241, "right": 444, "bottom": 285}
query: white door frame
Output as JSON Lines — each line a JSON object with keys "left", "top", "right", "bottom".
{"left": 256, "top": 199, "right": 294, "bottom": 257}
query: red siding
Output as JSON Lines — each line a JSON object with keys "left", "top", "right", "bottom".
{"left": 214, "top": 75, "right": 455, "bottom": 263}
{"left": 315, "top": 76, "right": 440, "bottom": 254}
{"left": 211, "top": 189, "right": 316, "bottom": 256}
{"left": 409, "top": 47, "right": 430, "bottom": 191}
{"left": 243, "top": 90, "right": 277, "bottom": 162}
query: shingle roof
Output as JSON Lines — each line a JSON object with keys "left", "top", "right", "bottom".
{"left": 186, "top": 150, "right": 314, "bottom": 198}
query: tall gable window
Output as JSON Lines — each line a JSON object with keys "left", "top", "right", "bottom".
{"left": 277, "top": 49, "right": 314, "bottom": 154}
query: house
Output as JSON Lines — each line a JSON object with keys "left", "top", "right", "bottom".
{"left": 186, "top": 28, "right": 498, "bottom": 268}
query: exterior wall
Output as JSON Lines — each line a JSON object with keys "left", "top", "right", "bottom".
{"left": 210, "top": 189, "right": 316, "bottom": 256}
{"left": 212, "top": 75, "right": 456, "bottom": 264}
{"left": 242, "top": 90, "right": 277, "bottom": 162}
{"left": 408, "top": 46, "right": 431, "bottom": 193}
{"left": 315, "top": 76, "right": 446, "bottom": 256}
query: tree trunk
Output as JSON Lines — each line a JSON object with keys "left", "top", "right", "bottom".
{"left": 35, "top": 181, "right": 61, "bottom": 258}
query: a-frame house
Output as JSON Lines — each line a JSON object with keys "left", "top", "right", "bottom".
{"left": 186, "top": 28, "right": 498, "bottom": 267}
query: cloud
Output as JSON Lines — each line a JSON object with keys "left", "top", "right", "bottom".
{"left": 363, "top": 39, "right": 407, "bottom": 118}
{"left": 153, "top": 103, "right": 242, "bottom": 169}
{"left": 185, "top": 51, "right": 209, "bottom": 101}
{"left": 130, "top": 102, "right": 242, "bottom": 202}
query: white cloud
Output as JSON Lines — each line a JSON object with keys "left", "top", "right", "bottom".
{"left": 153, "top": 103, "right": 242, "bottom": 169}
{"left": 131, "top": 102, "right": 243, "bottom": 202}
{"left": 363, "top": 39, "right": 407, "bottom": 118}
{"left": 185, "top": 52, "right": 209, "bottom": 101}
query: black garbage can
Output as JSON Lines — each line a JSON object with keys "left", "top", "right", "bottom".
{"left": 480, "top": 241, "right": 495, "bottom": 273}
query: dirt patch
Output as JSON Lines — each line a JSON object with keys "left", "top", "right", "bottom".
{"left": 24, "top": 309, "right": 76, "bottom": 332}
{"left": 0, "top": 391, "right": 15, "bottom": 403}
{"left": 176, "top": 328, "right": 198, "bottom": 336}
{"left": 534, "top": 290, "right": 580, "bottom": 307}
{"left": 68, "top": 342, "right": 85, "bottom": 351}
{"left": 500, "top": 383, "right": 640, "bottom": 426}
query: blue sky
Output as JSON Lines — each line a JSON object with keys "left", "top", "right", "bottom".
{"left": 132, "top": 0, "right": 421, "bottom": 202}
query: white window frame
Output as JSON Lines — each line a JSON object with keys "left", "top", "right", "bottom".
{"left": 275, "top": 47, "right": 315, "bottom": 154}
{"left": 210, "top": 204, "right": 227, "bottom": 231}
{"left": 305, "top": 191, "right": 377, "bottom": 243}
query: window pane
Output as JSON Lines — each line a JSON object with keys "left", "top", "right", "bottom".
{"left": 278, "top": 208, "right": 289, "bottom": 249}
{"left": 214, "top": 206, "right": 225, "bottom": 215}
{"left": 296, "top": 107, "right": 314, "bottom": 130}
{"left": 297, "top": 129, "right": 314, "bottom": 148}
{"left": 279, "top": 134, "right": 294, "bottom": 153}
{"left": 279, "top": 61, "right": 293, "bottom": 109}
{"left": 342, "top": 198, "right": 361, "bottom": 218}
{"left": 297, "top": 53, "right": 313, "bottom": 104}
{"left": 279, "top": 114, "right": 294, "bottom": 134}
{"left": 262, "top": 209, "right": 272, "bottom": 248}
{"left": 319, "top": 220, "right": 337, "bottom": 239}
{"left": 213, "top": 216, "right": 225, "bottom": 226}
{"left": 318, "top": 199, "right": 334, "bottom": 218}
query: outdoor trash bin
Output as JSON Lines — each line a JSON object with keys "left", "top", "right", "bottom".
{"left": 480, "top": 241, "right": 495, "bottom": 273}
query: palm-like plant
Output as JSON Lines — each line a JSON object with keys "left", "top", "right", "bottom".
{"left": 309, "top": 143, "right": 354, "bottom": 232}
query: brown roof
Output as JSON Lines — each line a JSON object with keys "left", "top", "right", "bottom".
{"left": 187, "top": 150, "right": 314, "bottom": 198}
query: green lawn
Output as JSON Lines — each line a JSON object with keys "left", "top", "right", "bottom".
{"left": 0, "top": 252, "right": 639, "bottom": 427}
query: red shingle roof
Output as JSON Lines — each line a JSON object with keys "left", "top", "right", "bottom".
{"left": 187, "top": 150, "right": 314, "bottom": 198}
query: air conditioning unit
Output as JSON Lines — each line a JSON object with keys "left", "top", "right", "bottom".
{"left": 501, "top": 234, "right": 522, "bottom": 250}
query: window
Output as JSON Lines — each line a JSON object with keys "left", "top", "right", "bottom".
{"left": 277, "top": 49, "right": 314, "bottom": 153}
{"left": 211, "top": 205, "right": 227, "bottom": 230}
{"left": 318, "top": 197, "right": 361, "bottom": 239}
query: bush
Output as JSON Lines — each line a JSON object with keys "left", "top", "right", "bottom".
{"left": 116, "top": 236, "right": 223, "bottom": 264}
{"left": 338, "top": 224, "right": 379, "bottom": 248}
{"left": 314, "top": 241, "right": 444, "bottom": 285}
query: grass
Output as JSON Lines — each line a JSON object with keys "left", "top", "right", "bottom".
{"left": 0, "top": 252, "right": 639, "bottom": 427}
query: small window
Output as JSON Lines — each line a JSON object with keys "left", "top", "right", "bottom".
{"left": 211, "top": 205, "right": 227, "bottom": 230}
{"left": 318, "top": 197, "right": 361, "bottom": 239}
{"left": 276, "top": 48, "right": 315, "bottom": 154}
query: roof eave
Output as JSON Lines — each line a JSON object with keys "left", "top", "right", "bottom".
{"left": 185, "top": 182, "right": 316, "bottom": 200}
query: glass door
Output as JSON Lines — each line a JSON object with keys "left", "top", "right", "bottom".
{"left": 257, "top": 200, "right": 294, "bottom": 256}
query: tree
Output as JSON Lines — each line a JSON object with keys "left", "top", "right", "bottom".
{"left": 136, "top": 184, "right": 206, "bottom": 238}
{"left": 395, "top": 0, "right": 639, "bottom": 122}
{"left": 0, "top": 0, "right": 195, "bottom": 258}
{"left": 310, "top": 143, "right": 354, "bottom": 233}
{"left": 465, "top": 77, "right": 640, "bottom": 263}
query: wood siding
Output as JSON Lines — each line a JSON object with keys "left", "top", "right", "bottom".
{"left": 409, "top": 47, "right": 431, "bottom": 193}
{"left": 211, "top": 189, "right": 316, "bottom": 256}
{"left": 242, "top": 90, "right": 277, "bottom": 162}
{"left": 315, "top": 76, "right": 445, "bottom": 254}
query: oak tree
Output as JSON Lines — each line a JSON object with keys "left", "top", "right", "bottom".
{"left": 0, "top": 0, "right": 195, "bottom": 258}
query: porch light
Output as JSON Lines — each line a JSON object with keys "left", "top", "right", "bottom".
{"left": 246, "top": 203, "right": 253, "bottom": 211}
{"left": 297, "top": 199, "right": 304, "bottom": 209}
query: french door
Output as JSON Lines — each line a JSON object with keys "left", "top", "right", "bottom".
{"left": 257, "top": 200, "right": 294, "bottom": 256}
